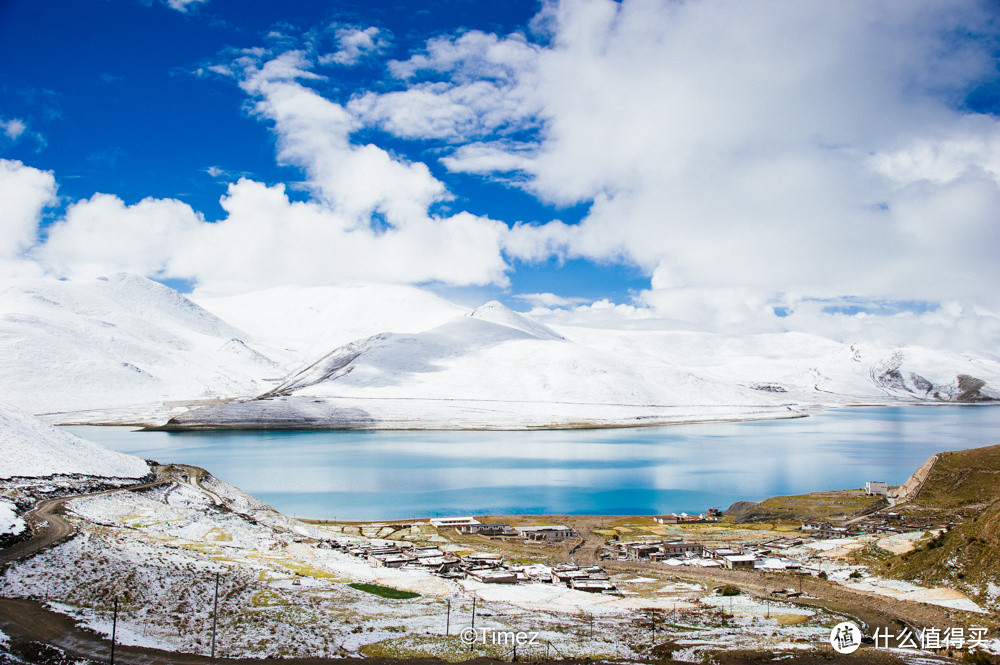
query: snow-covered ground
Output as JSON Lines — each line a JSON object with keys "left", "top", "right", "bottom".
{"left": 0, "top": 402, "right": 148, "bottom": 479}
{"left": 0, "top": 498, "right": 23, "bottom": 538}
{"left": 192, "top": 282, "right": 466, "bottom": 363}
{"left": 0, "top": 469, "right": 849, "bottom": 661}
{"left": 786, "top": 535, "right": 989, "bottom": 613}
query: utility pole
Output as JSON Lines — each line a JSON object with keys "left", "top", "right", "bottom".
{"left": 110, "top": 597, "right": 118, "bottom": 665}
{"left": 210, "top": 572, "right": 220, "bottom": 659}
{"left": 471, "top": 596, "right": 476, "bottom": 630}
{"left": 446, "top": 599, "right": 451, "bottom": 636}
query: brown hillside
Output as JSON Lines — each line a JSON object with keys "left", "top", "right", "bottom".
{"left": 883, "top": 497, "right": 1000, "bottom": 605}
{"left": 905, "top": 443, "right": 1000, "bottom": 512}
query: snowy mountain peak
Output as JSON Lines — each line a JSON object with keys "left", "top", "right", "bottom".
{"left": 469, "top": 301, "right": 564, "bottom": 341}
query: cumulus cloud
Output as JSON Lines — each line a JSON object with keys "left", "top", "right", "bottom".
{"left": 349, "top": 31, "right": 542, "bottom": 142}
{"left": 238, "top": 51, "right": 447, "bottom": 224}
{"left": 27, "top": 174, "right": 509, "bottom": 294}
{"left": 172, "top": 179, "right": 509, "bottom": 293}
{"left": 360, "top": 0, "right": 1000, "bottom": 311}
{"left": 37, "top": 193, "right": 204, "bottom": 279}
{"left": 0, "top": 160, "right": 56, "bottom": 260}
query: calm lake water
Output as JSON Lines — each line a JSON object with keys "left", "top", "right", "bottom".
{"left": 68, "top": 406, "right": 1000, "bottom": 520}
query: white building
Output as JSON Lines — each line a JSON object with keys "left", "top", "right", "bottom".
{"left": 515, "top": 525, "right": 576, "bottom": 541}
{"left": 865, "top": 481, "right": 888, "bottom": 496}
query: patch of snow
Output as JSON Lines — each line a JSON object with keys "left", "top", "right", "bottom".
{"left": 0, "top": 498, "right": 24, "bottom": 537}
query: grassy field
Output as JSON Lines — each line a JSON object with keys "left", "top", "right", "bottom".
{"left": 726, "top": 489, "right": 886, "bottom": 523}
{"left": 348, "top": 582, "right": 420, "bottom": 600}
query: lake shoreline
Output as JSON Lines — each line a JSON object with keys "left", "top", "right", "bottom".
{"left": 66, "top": 404, "right": 1000, "bottom": 522}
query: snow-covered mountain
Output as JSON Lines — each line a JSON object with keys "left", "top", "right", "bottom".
{"left": 192, "top": 283, "right": 465, "bottom": 361}
{"left": 0, "top": 274, "right": 996, "bottom": 428}
{"left": 165, "top": 299, "right": 1000, "bottom": 430}
{"left": 562, "top": 328, "right": 1000, "bottom": 405}
{"left": 162, "top": 302, "right": 795, "bottom": 429}
{"left": 0, "top": 273, "right": 284, "bottom": 414}
{"left": 0, "top": 403, "right": 148, "bottom": 479}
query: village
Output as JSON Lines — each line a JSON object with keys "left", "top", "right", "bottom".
{"left": 319, "top": 478, "right": 962, "bottom": 597}
{"left": 325, "top": 518, "right": 618, "bottom": 592}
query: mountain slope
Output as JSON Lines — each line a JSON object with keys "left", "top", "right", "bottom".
{"left": 557, "top": 327, "right": 1000, "bottom": 405}
{"left": 165, "top": 302, "right": 793, "bottom": 429}
{"left": 192, "top": 283, "right": 466, "bottom": 360}
{"left": 0, "top": 273, "right": 284, "bottom": 414}
{"left": 0, "top": 403, "right": 149, "bottom": 479}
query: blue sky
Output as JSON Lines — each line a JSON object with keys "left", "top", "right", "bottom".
{"left": 2, "top": 0, "right": 1000, "bottom": 349}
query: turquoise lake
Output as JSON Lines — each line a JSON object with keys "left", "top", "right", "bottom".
{"left": 68, "top": 405, "right": 1000, "bottom": 520}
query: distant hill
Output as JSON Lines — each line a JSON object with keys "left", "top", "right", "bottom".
{"left": 192, "top": 283, "right": 466, "bottom": 361}
{"left": 163, "top": 301, "right": 790, "bottom": 429}
{"left": 0, "top": 274, "right": 998, "bottom": 426}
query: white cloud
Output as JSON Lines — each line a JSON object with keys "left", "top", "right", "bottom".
{"left": 1, "top": 118, "right": 26, "bottom": 141}
{"left": 440, "top": 141, "right": 536, "bottom": 173}
{"left": 0, "top": 160, "right": 56, "bottom": 262}
{"left": 516, "top": 292, "right": 590, "bottom": 308}
{"left": 318, "top": 26, "right": 388, "bottom": 66}
{"left": 361, "top": 0, "right": 1000, "bottom": 311}
{"left": 0, "top": 117, "right": 45, "bottom": 151}
{"left": 36, "top": 193, "right": 204, "bottom": 279}
{"left": 24, "top": 174, "right": 509, "bottom": 294}
{"left": 348, "top": 32, "right": 541, "bottom": 143}
{"left": 239, "top": 51, "right": 446, "bottom": 225}
{"left": 170, "top": 179, "right": 510, "bottom": 293}
{"left": 165, "top": 0, "right": 207, "bottom": 13}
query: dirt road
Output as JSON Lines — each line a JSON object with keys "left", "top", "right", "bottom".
{"left": 0, "top": 467, "right": 170, "bottom": 568}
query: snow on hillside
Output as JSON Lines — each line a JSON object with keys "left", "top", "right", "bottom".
{"left": 269, "top": 304, "right": 773, "bottom": 406}
{"left": 167, "top": 302, "right": 795, "bottom": 429}
{"left": 0, "top": 499, "right": 23, "bottom": 537}
{"left": 0, "top": 273, "right": 285, "bottom": 414}
{"left": 192, "top": 283, "right": 466, "bottom": 360}
{"left": 559, "top": 327, "right": 1000, "bottom": 404}
{"left": 1, "top": 274, "right": 996, "bottom": 429}
{"left": 0, "top": 403, "right": 148, "bottom": 479}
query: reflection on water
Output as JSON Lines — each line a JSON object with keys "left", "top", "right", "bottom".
{"left": 68, "top": 406, "right": 1000, "bottom": 520}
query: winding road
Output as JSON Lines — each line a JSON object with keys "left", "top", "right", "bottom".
{"left": 0, "top": 464, "right": 292, "bottom": 664}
